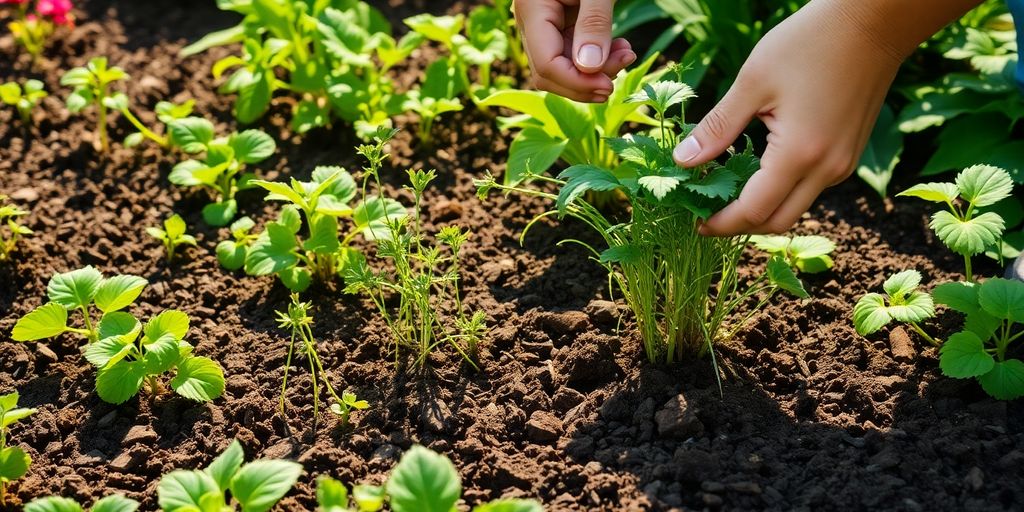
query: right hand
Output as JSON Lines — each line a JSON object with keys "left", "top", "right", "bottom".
{"left": 514, "top": 0, "right": 637, "bottom": 102}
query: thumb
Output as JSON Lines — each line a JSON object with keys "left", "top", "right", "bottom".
{"left": 673, "top": 83, "right": 761, "bottom": 168}
{"left": 572, "top": 0, "right": 613, "bottom": 74}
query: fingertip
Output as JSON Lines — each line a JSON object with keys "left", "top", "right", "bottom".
{"left": 574, "top": 43, "right": 607, "bottom": 73}
{"left": 673, "top": 136, "right": 703, "bottom": 168}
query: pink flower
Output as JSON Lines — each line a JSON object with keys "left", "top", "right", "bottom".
{"left": 35, "top": 0, "right": 73, "bottom": 25}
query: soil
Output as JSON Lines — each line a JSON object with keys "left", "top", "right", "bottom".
{"left": 1, "top": 1, "right": 1022, "bottom": 511}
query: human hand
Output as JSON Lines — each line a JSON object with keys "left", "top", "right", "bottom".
{"left": 513, "top": 0, "right": 638, "bottom": 102}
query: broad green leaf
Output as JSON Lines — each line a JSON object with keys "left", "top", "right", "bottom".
{"left": 607, "top": 135, "right": 669, "bottom": 168}
{"left": 856, "top": 104, "right": 902, "bottom": 197}
{"left": 956, "top": 164, "right": 1014, "bottom": 207}
{"left": 930, "top": 210, "right": 1004, "bottom": 256}
{"left": 544, "top": 94, "right": 592, "bottom": 141}
{"left": 921, "top": 114, "right": 1008, "bottom": 176}
{"left": 0, "top": 392, "right": 17, "bottom": 413}
{"left": 506, "top": 127, "right": 568, "bottom": 185}
{"left": 157, "top": 470, "right": 222, "bottom": 512}
{"left": 229, "top": 459, "right": 304, "bottom": 512}
{"left": 94, "top": 274, "right": 148, "bottom": 313}
{"left": 404, "top": 13, "right": 464, "bottom": 45}
{"left": 477, "top": 90, "right": 558, "bottom": 129}
{"left": 230, "top": 130, "right": 276, "bottom": 164}
{"left": 599, "top": 244, "right": 643, "bottom": 265}
{"left": 788, "top": 236, "right": 835, "bottom": 260}
{"left": 145, "top": 334, "right": 184, "bottom": 374}
{"left": 0, "top": 446, "right": 31, "bottom": 482}
{"left": 749, "top": 235, "right": 790, "bottom": 254}
{"left": 386, "top": 446, "right": 461, "bottom": 512}
{"left": 886, "top": 291, "right": 935, "bottom": 323}
{"left": 556, "top": 165, "right": 621, "bottom": 213}
{"left": 47, "top": 266, "right": 104, "bottom": 309}
{"left": 766, "top": 256, "right": 808, "bottom": 299}
{"left": 245, "top": 224, "right": 299, "bottom": 276}
{"left": 978, "top": 359, "right": 1024, "bottom": 400}
{"left": 353, "top": 197, "right": 406, "bottom": 241}
{"left": 145, "top": 310, "right": 190, "bottom": 341}
{"left": 897, "top": 182, "right": 960, "bottom": 204}
{"left": 316, "top": 476, "right": 349, "bottom": 511}
{"left": 85, "top": 336, "right": 136, "bottom": 369}
{"left": 473, "top": 500, "right": 544, "bottom": 512}
{"left": 351, "top": 485, "right": 385, "bottom": 511}
{"left": 853, "top": 293, "right": 891, "bottom": 335}
{"left": 627, "top": 81, "right": 694, "bottom": 113}
{"left": 0, "top": 407, "right": 36, "bottom": 429}
{"left": 277, "top": 267, "right": 312, "bottom": 293}
{"left": 977, "top": 278, "right": 1024, "bottom": 322}
{"left": 90, "top": 495, "right": 141, "bottom": 512}
{"left": 883, "top": 269, "right": 922, "bottom": 298}
{"left": 217, "top": 240, "right": 247, "bottom": 270}
{"left": 95, "top": 361, "right": 148, "bottom": 404}
{"left": 169, "top": 160, "right": 209, "bottom": 187}
{"left": 683, "top": 168, "right": 738, "bottom": 200}
{"left": 234, "top": 73, "right": 272, "bottom": 124}
{"left": 303, "top": 214, "right": 341, "bottom": 253}
{"left": 171, "top": 356, "right": 225, "bottom": 402}
{"left": 169, "top": 117, "right": 215, "bottom": 153}
{"left": 254, "top": 180, "right": 307, "bottom": 208}
{"left": 99, "top": 311, "right": 142, "bottom": 342}
{"left": 12, "top": 303, "right": 68, "bottom": 341}
{"left": 165, "top": 214, "right": 188, "bottom": 240}
{"left": 202, "top": 200, "right": 239, "bottom": 227}
{"left": 932, "top": 281, "right": 979, "bottom": 313}
{"left": 23, "top": 496, "right": 83, "bottom": 512}
{"left": 940, "top": 331, "right": 995, "bottom": 378}
{"left": 638, "top": 175, "right": 682, "bottom": 200}
{"left": 206, "top": 440, "right": 245, "bottom": 491}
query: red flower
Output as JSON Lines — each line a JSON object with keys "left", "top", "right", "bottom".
{"left": 35, "top": 0, "right": 73, "bottom": 25}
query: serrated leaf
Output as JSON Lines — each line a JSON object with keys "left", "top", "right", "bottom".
{"left": 386, "top": 446, "right": 461, "bottom": 512}
{"left": 229, "top": 459, "right": 303, "bottom": 512}
{"left": 23, "top": 496, "right": 83, "bottom": 512}
{"left": 978, "top": 359, "right": 1024, "bottom": 400}
{"left": 95, "top": 360, "right": 148, "bottom": 404}
{"left": 897, "top": 182, "right": 960, "bottom": 204}
{"left": 47, "top": 266, "right": 104, "bottom": 309}
{"left": 977, "top": 278, "right": 1024, "bottom": 322}
{"left": 932, "top": 281, "right": 979, "bottom": 313}
{"left": 157, "top": 470, "right": 222, "bottom": 512}
{"left": 627, "top": 81, "right": 694, "bottom": 113}
{"left": 956, "top": 164, "right": 1014, "bottom": 207}
{"left": 205, "top": 440, "right": 244, "bottom": 491}
{"left": 555, "top": 165, "right": 621, "bottom": 213}
{"left": 788, "top": 236, "right": 835, "bottom": 260}
{"left": 853, "top": 293, "right": 892, "bottom": 335}
{"left": 940, "top": 331, "right": 995, "bottom": 378}
{"left": 12, "top": 302, "right": 68, "bottom": 341}
{"left": 94, "top": 274, "right": 148, "bottom": 313}
{"left": 145, "top": 310, "right": 190, "bottom": 341}
{"left": 145, "top": 334, "right": 184, "bottom": 374}
{"left": 883, "top": 269, "right": 922, "bottom": 298}
{"left": 766, "top": 256, "right": 808, "bottom": 299}
{"left": 930, "top": 210, "right": 1004, "bottom": 256}
{"left": 638, "top": 175, "right": 682, "bottom": 200}
{"left": 887, "top": 291, "right": 935, "bottom": 323}
{"left": 85, "top": 336, "right": 136, "bottom": 369}
{"left": 171, "top": 356, "right": 225, "bottom": 402}
{"left": 683, "top": 168, "right": 738, "bottom": 200}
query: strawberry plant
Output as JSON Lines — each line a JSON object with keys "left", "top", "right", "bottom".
{"left": 157, "top": 439, "right": 303, "bottom": 512}
{"left": 275, "top": 294, "right": 367, "bottom": 426}
{"left": 898, "top": 164, "right": 1015, "bottom": 280}
{"left": 0, "top": 194, "right": 32, "bottom": 262}
{"left": 344, "top": 131, "right": 486, "bottom": 369}
{"left": 749, "top": 235, "right": 837, "bottom": 274}
{"left": 316, "top": 445, "right": 542, "bottom": 512}
{"left": 0, "top": 79, "right": 47, "bottom": 126}
{"left": 147, "top": 213, "right": 197, "bottom": 263}
{"left": 853, "top": 270, "right": 939, "bottom": 346}
{"left": 237, "top": 164, "right": 402, "bottom": 292}
{"left": 167, "top": 116, "right": 276, "bottom": 226}
{"left": 60, "top": 57, "right": 128, "bottom": 153}
{"left": 477, "top": 81, "right": 821, "bottom": 364}
{"left": 934, "top": 278, "right": 1024, "bottom": 400}
{"left": 24, "top": 495, "right": 139, "bottom": 512}
{"left": 0, "top": 391, "right": 36, "bottom": 507}
{"left": 216, "top": 216, "right": 258, "bottom": 270}
{"left": 5, "top": 0, "right": 74, "bottom": 63}
{"left": 12, "top": 266, "right": 147, "bottom": 344}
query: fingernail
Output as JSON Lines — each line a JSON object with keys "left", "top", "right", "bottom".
{"left": 592, "top": 94, "right": 609, "bottom": 103}
{"left": 577, "top": 44, "right": 603, "bottom": 68}
{"left": 593, "top": 89, "right": 611, "bottom": 97}
{"left": 622, "top": 51, "right": 637, "bottom": 65}
{"left": 674, "top": 136, "right": 701, "bottom": 165}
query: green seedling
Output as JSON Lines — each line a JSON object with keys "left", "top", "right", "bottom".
{"left": 934, "top": 278, "right": 1024, "bottom": 400}
{"left": 82, "top": 309, "right": 225, "bottom": 404}
{"left": 119, "top": 98, "right": 196, "bottom": 150}
{"left": 898, "top": 164, "right": 1015, "bottom": 280}
{"left": 477, "top": 80, "right": 821, "bottom": 364}
{"left": 0, "top": 392, "right": 36, "bottom": 507}
{"left": 275, "top": 294, "right": 367, "bottom": 426}
{"left": 0, "top": 79, "right": 47, "bottom": 126}
{"left": 239, "top": 164, "right": 402, "bottom": 292}
{"left": 25, "top": 495, "right": 139, "bottom": 512}
{"left": 0, "top": 194, "right": 32, "bottom": 262}
{"left": 344, "top": 130, "right": 487, "bottom": 369}
{"left": 147, "top": 213, "right": 197, "bottom": 263}
{"left": 853, "top": 270, "right": 939, "bottom": 346}
{"left": 216, "top": 216, "right": 258, "bottom": 270}
{"left": 168, "top": 116, "right": 276, "bottom": 226}
{"left": 749, "top": 235, "right": 836, "bottom": 274}
{"left": 317, "top": 445, "right": 542, "bottom": 512}
{"left": 60, "top": 57, "right": 129, "bottom": 153}
{"left": 12, "top": 266, "right": 147, "bottom": 344}
{"left": 158, "top": 439, "right": 303, "bottom": 512}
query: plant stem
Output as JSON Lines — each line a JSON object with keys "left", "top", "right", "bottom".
{"left": 79, "top": 306, "right": 96, "bottom": 342}
{"left": 121, "top": 107, "right": 168, "bottom": 147}
{"left": 909, "top": 321, "right": 940, "bottom": 347}
{"left": 964, "top": 256, "right": 973, "bottom": 282}
{"left": 98, "top": 86, "right": 110, "bottom": 153}
{"left": 280, "top": 330, "right": 296, "bottom": 416}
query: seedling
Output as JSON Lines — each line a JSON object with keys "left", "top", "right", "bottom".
{"left": 853, "top": 270, "right": 939, "bottom": 346}
{"left": 60, "top": 57, "right": 128, "bottom": 153}
{"left": 0, "top": 79, "right": 47, "bottom": 125}
{"left": 167, "top": 116, "right": 276, "bottom": 226}
{"left": 240, "top": 165, "right": 402, "bottom": 292}
{"left": 0, "top": 391, "right": 36, "bottom": 507}
{"left": 898, "top": 164, "right": 1014, "bottom": 280}
{"left": 344, "top": 131, "right": 487, "bottom": 369}
{"left": 0, "top": 194, "right": 32, "bottom": 262}
{"left": 934, "top": 278, "right": 1024, "bottom": 400}
{"left": 316, "top": 445, "right": 542, "bottom": 512}
{"left": 275, "top": 294, "right": 367, "bottom": 426}
{"left": 147, "top": 213, "right": 197, "bottom": 263}
{"left": 216, "top": 216, "right": 258, "bottom": 270}
{"left": 477, "top": 80, "right": 820, "bottom": 364}
{"left": 12, "top": 266, "right": 147, "bottom": 344}
{"left": 157, "top": 439, "right": 303, "bottom": 512}
{"left": 25, "top": 495, "right": 139, "bottom": 512}
{"left": 749, "top": 235, "right": 836, "bottom": 274}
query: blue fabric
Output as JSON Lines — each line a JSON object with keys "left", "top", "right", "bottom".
{"left": 1011, "top": 0, "right": 1024, "bottom": 91}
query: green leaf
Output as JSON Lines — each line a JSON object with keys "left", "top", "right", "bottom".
{"left": 217, "top": 240, "right": 247, "bottom": 270}
{"left": 203, "top": 200, "right": 239, "bottom": 227}
{"left": 0, "top": 407, "right": 36, "bottom": 429}
{"left": 749, "top": 235, "right": 790, "bottom": 254}
{"left": 506, "top": 127, "right": 568, "bottom": 185}
{"left": 544, "top": 94, "right": 592, "bottom": 141}
{"left": 85, "top": 336, "right": 135, "bottom": 369}
{"left": 473, "top": 500, "right": 544, "bottom": 512}
{"left": 853, "top": 293, "right": 891, "bottom": 335}
{"left": 882, "top": 269, "right": 922, "bottom": 298}
{"left": 788, "top": 236, "right": 836, "bottom": 262}
{"left": 94, "top": 274, "right": 148, "bottom": 313}
{"left": 145, "top": 334, "right": 184, "bottom": 374}
{"left": 599, "top": 244, "right": 643, "bottom": 265}
{"left": 95, "top": 361, "right": 148, "bottom": 404}
{"left": 404, "top": 13, "right": 464, "bottom": 45}
{"left": 940, "top": 331, "right": 995, "bottom": 378}
{"left": 856, "top": 104, "right": 903, "bottom": 197}
{"left": 638, "top": 175, "right": 682, "bottom": 200}
{"left": 956, "top": 164, "right": 1014, "bottom": 207}
{"left": 91, "top": 495, "right": 140, "bottom": 512}
{"left": 158, "top": 470, "right": 222, "bottom": 512}
{"left": 278, "top": 267, "right": 312, "bottom": 293}
{"left": 978, "top": 359, "right": 1024, "bottom": 400}
{"left": 206, "top": 440, "right": 245, "bottom": 491}
{"left": 627, "top": 81, "right": 695, "bottom": 113}
{"left": 897, "top": 182, "right": 960, "bottom": 204}
{"left": 932, "top": 281, "right": 980, "bottom": 313}
{"left": 254, "top": 180, "right": 308, "bottom": 208}
{"left": 930, "top": 211, "right": 1004, "bottom": 256}
{"left": 303, "top": 214, "right": 341, "bottom": 253}
{"left": 556, "top": 165, "right": 621, "bottom": 213}
{"left": 351, "top": 484, "right": 385, "bottom": 511}
{"left": 766, "top": 256, "right": 808, "bottom": 299}
{"left": 887, "top": 291, "right": 935, "bottom": 323}
{"left": 353, "top": 197, "right": 406, "bottom": 241}
{"left": 47, "top": 266, "right": 104, "bottom": 309}
{"left": 245, "top": 224, "right": 299, "bottom": 276}
{"left": 145, "top": 310, "right": 190, "bottom": 341}
{"left": 683, "top": 168, "right": 739, "bottom": 200}
{"left": 229, "top": 459, "right": 304, "bottom": 512}
{"left": 977, "top": 278, "right": 1024, "bottom": 322}
{"left": 316, "top": 476, "right": 349, "bottom": 511}
{"left": 171, "top": 356, "right": 225, "bottom": 402}
{"left": 386, "top": 446, "right": 461, "bottom": 512}
{"left": 169, "top": 117, "right": 215, "bottom": 153}
{"left": 12, "top": 302, "right": 68, "bottom": 341}
{"left": 23, "top": 496, "right": 83, "bottom": 512}
{"left": 230, "top": 130, "right": 276, "bottom": 164}
{"left": 234, "top": 73, "right": 272, "bottom": 124}
{"left": 0, "top": 446, "right": 31, "bottom": 482}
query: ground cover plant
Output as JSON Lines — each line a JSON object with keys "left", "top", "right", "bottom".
{"left": 853, "top": 269, "right": 939, "bottom": 345}
{"left": 60, "top": 57, "right": 129, "bottom": 153}
{"left": 0, "top": 79, "right": 46, "bottom": 126}
{"left": 0, "top": 195, "right": 31, "bottom": 263}
{"left": 0, "top": 392, "right": 35, "bottom": 507}
{"left": 147, "top": 213, "right": 197, "bottom": 263}
{"left": 24, "top": 495, "right": 138, "bottom": 512}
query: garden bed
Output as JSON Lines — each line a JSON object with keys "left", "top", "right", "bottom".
{"left": 1, "top": 0, "right": 1022, "bottom": 511}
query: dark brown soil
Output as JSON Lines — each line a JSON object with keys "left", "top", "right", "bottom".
{"left": 1, "top": 1, "right": 1022, "bottom": 511}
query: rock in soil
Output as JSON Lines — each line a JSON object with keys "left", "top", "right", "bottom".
{"left": 654, "top": 394, "right": 704, "bottom": 438}
{"left": 888, "top": 326, "right": 917, "bottom": 362}
{"left": 526, "top": 410, "right": 564, "bottom": 442}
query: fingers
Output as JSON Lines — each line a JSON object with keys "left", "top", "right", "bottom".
{"left": 602, "top": 38, "right": 636, "bottom": 79}
{"left": 572, "top": 0, "right": 614, "bottom": 73}
{"left": 518, "top": 0, "right": 614, "bottom": 100}
{"left": 673, "top": 75, "right": 764, "bottom": 168}
{"left": 699, "top": 163, "right": 800, "bottom": 237}
{"left": 745, "top": 179, "right": 825, "bottom": 235}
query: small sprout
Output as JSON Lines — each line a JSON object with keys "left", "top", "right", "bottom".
{"left": 0, "top": 194, "right": 32, "bottom": 262}
{"left": 215, "top": 216, "right": 257, "bottom": 270}
{"left": 0, "top": 79, "right": 47, "bottom": 125}
{"left": 749, "top": 235, "right": 836, "bottom": 273}
{"left": 25, "top": 495, "right": 140, "bottom": 512}
{"left": 853, "top": 270, "right": 938, "bottom": 346}
{"left": 157, "top": 439, "right": 303, "bottom": 512}
{"left": 61, "top": 57, "right": 129, "bottom": 153}
{"left": 0, "top": 391, "right": 36, "bottom": 507}
{"left": 147, "top": 213, "right": 197, "bottom": 263}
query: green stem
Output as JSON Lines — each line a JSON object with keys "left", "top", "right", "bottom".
{"left": 279, "top": 330, "right": 296, "bottom": 416}
{"left": 98, "top": 87, "right": 110, "bottom": 153}
{"left": 121, "top": 107, "right": 168, "bottom": 147}
{"left": 964, "top": 255, "right": 973, "bottom": 282}
{"left": 910, "top": 321, "right": 940, "bottom": 347}
{"left": 79, "top": 306, "right": 96, "bottom": 342}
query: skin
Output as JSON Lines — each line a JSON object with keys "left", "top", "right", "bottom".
{"left": 514, "top": 0, "right": 986, "bottom": 235}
